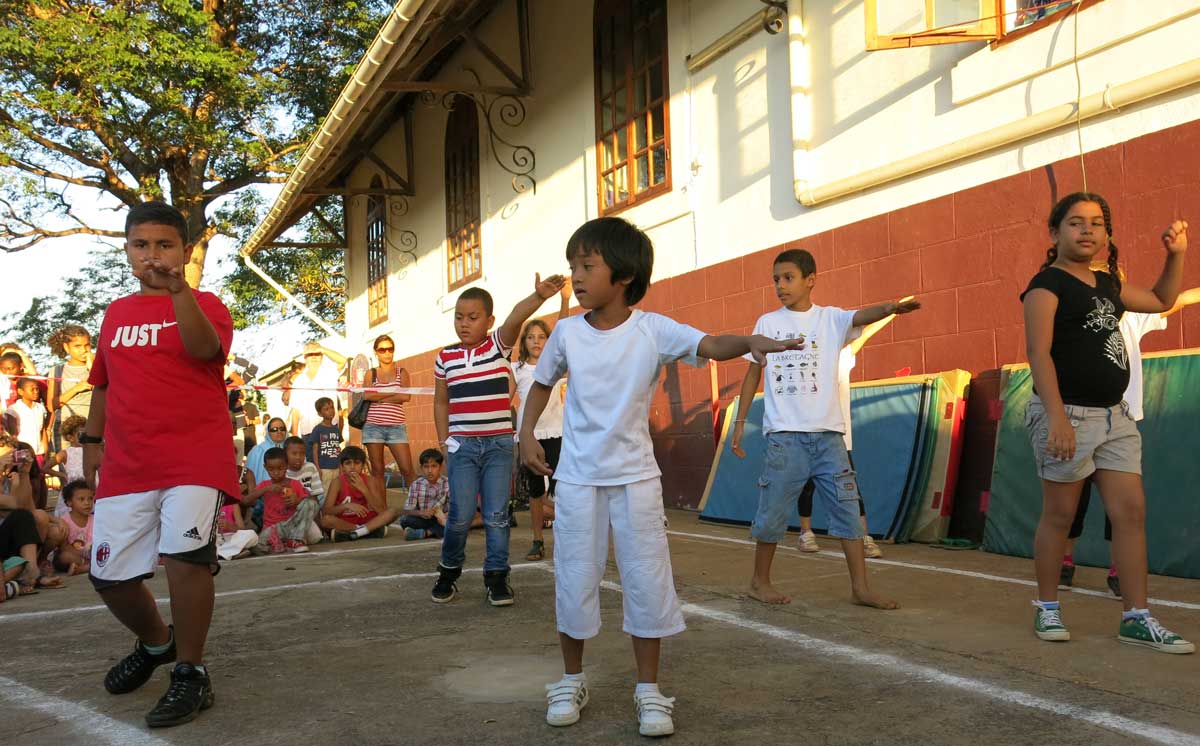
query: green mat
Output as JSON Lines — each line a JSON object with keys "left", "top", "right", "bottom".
{"left": 983, "top": 352, "right": 1200, "bottom": 579}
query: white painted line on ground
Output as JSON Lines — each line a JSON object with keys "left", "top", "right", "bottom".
{"left": 577, "top": 568, "right": 1200, "bottom": 746}
{"left": 667, "top": 530, "right": 1200, "bottom": 611}
{"left": 0, "top": 563, "right": 548, "bottom": 624}
{"left": 244, "top": 539, "right": 441, "bottom": 562}
{"left": 0, "top": 675, "right": 170, "bottom": 746}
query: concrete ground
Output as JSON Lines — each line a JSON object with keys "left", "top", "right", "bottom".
{"left": 2, "top": 509, "right": 1199, "bottom": 746}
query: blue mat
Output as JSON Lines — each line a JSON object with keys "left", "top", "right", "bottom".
{"left": 699, "top": 383, "right": 929, "bottom": 538}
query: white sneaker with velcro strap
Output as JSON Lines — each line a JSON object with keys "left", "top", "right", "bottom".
{"left": 635, "top": 689, "right": 676, "bottom": 737}
{"left": 545, "top": 676, "right": 589, "bottom": 727}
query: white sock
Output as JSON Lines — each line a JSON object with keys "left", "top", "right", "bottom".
{"left": 563, "top": 671, "right": 586, "bottom": 683}
{"left": 635, "top": 682, "right": 660, "bottom": 696}
{"left": 352, "top": 525, "right": 369, "bottom": 538}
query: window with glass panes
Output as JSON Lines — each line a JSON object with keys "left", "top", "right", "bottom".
{"left": 594, "top": 0, "right": 670, "bottom": 214}
{"left": 366, "top": 178, "right": 389, "bottom": 326}
{"left": 445, "top": 97, "right": 482, "bottom": 290}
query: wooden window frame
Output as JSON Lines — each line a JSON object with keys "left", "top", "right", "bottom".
{"left": 444, "top": 96, "right": 482, "bottom": 292}
{"left": 993, "top": 0, "right": 1103, "bottom": 47}
{"left": 365, "top": 177, "right": 389, "bottom": 327}
{"left": 865, "top": 0, "right": 1002, "bottom": 50}
{"left": 593, "top": 0, "right": 672, "bottom": 216}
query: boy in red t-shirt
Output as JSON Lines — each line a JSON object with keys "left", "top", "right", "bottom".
{"left": 83, "top": 202, "right": 240, "bottom": 728}
{"left": 248, "top": 447, "right": 319, "bottom": 554}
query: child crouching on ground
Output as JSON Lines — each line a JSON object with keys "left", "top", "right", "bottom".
{"left": 249, "top": 448, "right": 318, "bottom": 554}
{"left": 51, "top": 479, "right": 93, "bottom": 575}
{"left": 320, "top": 446, "right": 398, "bottom": 541}
{"left": 401, "top": 448, "right": 449, "bottom": 540}
{"left": 519, "top": 217, "right": 802, "bottom": 737}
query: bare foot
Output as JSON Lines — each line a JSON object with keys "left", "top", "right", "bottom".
{"left": 852, "top": 588, "right": 900, "bottom": 610}
{"left": 748, "top": 578, "right": 792, "bottom": 605}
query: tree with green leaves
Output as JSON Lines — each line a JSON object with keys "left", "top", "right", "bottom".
{"left": 0, "top": 0, "right": 390, "bottom": 287}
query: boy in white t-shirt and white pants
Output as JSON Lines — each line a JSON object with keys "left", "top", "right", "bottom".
{"left": 520, "top": 217, "right": 800, "bottom": 738}
{"left": 731, "top": 249, "right": 920, "bottom": 609}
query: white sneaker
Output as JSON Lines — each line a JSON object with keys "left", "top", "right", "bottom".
{"left": 797, "top": 530, "right": 819, "bottom": 553}
{"left": 635, "top": 689, "right": 676, "bottom": 737}
{"left": 545, "top": 677, "right": 588, "bottom": 727}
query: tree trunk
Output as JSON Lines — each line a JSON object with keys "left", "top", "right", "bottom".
{"left": 182, "top": 204, "right": 211, "bottom": 289}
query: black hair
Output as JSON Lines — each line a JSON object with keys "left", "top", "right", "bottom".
{"left": 518, "top": 319, "right": 552, "bottom": 363}
{"left": 14, "top": 377, "right": 37, "bottom": 391}
{"left": 283, "top": 436, "right": 306, "bottom": 450}
{"left": 419, "top": 448, "right": 444, "bottom": 466}
{"left": 264, "top": 447, "right": 286, "bottom": 464}
{"left": 373, "top": 334, "right": 395, "bottom": 351}
{"left": 125, "top": 201, "right": 189, "bottom": 245}
{"left": 62, "top": 479, "right": 91, "bottom": 504}
{"left": 774, "top": 248, "right": 817, "bottom": 276}
{"left": 1044, "top": 192, "right": 1121, "bottom": 291}
{"left": 16, "top": 441, "right": 46, "bottom": 509}
{"left": 565, "top": 217, "right": 654, "bottom": 305}
{"left": 0, "top": 351, "right": 21, "bottom": 367}
{"left": 339, "top": 445, "right": 367, "bottom": 464}
{"left": 457, "top": 287, "right": 494, "bottom": 316}
{"left": 314, "top": 396, "right": 334, "bottom": 412}
{"left": 47, "top": 325, "right": 91, "bottom": 358}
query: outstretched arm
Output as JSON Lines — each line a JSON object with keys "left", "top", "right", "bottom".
{"left": 850, "top": 295, "right": 913, "bottom": 354}
{"left": 1161, "top": 286, "right": 1200, "bottom": 318}
{"left": 697, "top": 335, "right": 804, "bottom": 364}
{"left": 497, "top": 274, "right": 567, "bottom": 348}
{"left": 852, "top": 297, "right": 921, "bottom": 329}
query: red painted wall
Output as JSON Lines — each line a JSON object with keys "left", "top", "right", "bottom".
{"left": 396, "top": 118, "right": 1200, "bottom": 508}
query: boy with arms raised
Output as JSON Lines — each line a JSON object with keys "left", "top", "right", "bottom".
{"left": 731, "top": 249, "right": 918, "bottom": 608}
{"left": 431, "top": 274, "right": 566, "bottom": 606}
{"left": 520, "top": 217, "right": 802, "bottom": 737}
{"left": 83, "top": 202, "right": 240, "bottom": 727}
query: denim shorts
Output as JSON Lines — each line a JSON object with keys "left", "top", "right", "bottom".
{"left": 362, "top": 423, "right": 409, "bottom": 444}
{"left": 1025, "top": 395, "right": 1141, "bottom": 483}
{"left": 751, "top": 431, "right": 864, "bottom": 542}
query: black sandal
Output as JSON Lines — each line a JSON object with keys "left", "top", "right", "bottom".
{"left": 526, "top": 540, "right": 544, "bottom": 561}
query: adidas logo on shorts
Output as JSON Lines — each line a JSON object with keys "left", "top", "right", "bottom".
{"left": 183, "top": 526, "right": 203, "bottom": 541}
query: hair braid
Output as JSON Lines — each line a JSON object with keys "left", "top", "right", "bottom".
{"left": 1097, "top": 197, "right": 1122, "bottom": 292}
{"left": 1041, "top": 247, "right": 1059, "bottom": 270}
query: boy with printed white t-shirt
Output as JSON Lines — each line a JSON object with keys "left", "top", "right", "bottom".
{"left": 732, "top": 248, "right": 919, "bottom": 609}
{"left": 520, "top": 217, "right": 801, "bottom": 738}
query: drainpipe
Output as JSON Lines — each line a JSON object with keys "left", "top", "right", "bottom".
{"left": 786, "top": 0, "right": 811, "bottom": 207}
{"left": 793, "top": 54, "right": 1200, "bottom": 206}
{"left": 241, "top": 252, "right": 343, "bottom": 341}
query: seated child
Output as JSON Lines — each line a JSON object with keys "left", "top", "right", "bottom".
{"left": 216, "top": 495, "right": 259, "bottom": 561}
{"left": 248, "top": 447, "right": 319, "bottom": 554}
{"left": 284, "top": 435, "right": 326, "bottom": 544}
{"left": 306, "top": 397, "right": 343, "bottom": 495}
{"left": 400, "top": 449, "right": 450, "bottom": 540}
{"left": 49, "top": 415, "right": 88, "bottom": 515}
{"left": 319, "top": 446, "right": 398, "bottom": 541}
{"left": 51, "top": 479, "right": 93, "bottom": 575}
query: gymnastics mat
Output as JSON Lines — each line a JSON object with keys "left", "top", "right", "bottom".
{"left": 698, "top": 376, "right": 951, "bottom": 540}
{"left": 982, "top": 350, "right": 1200, "bottom": 579}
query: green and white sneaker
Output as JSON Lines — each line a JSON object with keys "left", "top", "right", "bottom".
{"left": 1118, "top": 614, "right": 1195, "bottom": 654}
{"left": 1033, "top": 603, "right": 1070, "bottom": 641}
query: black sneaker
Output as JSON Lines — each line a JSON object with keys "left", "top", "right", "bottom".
{"left": 1108, "top": 572, "right": 1122, "bottom": 598}
{"left": 484, "top": 570, "right": 514, "bottom": 607}
{"left": 104, "top": 627, "right": 176, "bottom": 694}
{"left": 331, "top": 530, "right": 358, "bottom": 542}
{"left": 145, "top": 662, "right": 214, "bottom": 728}
{"left": 369, "top": 525, "right": 388, "bottom": 540}
{"left": 1058, "top": 562, "right": 1075, "bottom": 589}
{"left": 431, "top": 564, "right": 461, "bottom": 604}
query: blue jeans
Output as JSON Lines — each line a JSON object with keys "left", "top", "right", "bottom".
{"left": 441, "top": 434, "right": 514, "bottom": 572}
{"left": 751, "top": 431, "right": 863, "bottom": 542}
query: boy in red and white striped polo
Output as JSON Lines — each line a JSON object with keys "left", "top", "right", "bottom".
{"left": 431, "top": 274, "right": 566, "bottom": 606}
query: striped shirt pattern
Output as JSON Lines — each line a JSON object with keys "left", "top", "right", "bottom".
{"left": 405, "top": 475, "right": 449, "bottom": 512}
{"left": 434, "top": 329, "right": 513, "bottom": 437}
{"left": 364, "top": 367, "right": 408, "bottom": 425}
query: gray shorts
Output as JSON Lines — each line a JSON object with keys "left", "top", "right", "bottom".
{"left": 1024, "top": 395, "right": 1141, "bottom": 483}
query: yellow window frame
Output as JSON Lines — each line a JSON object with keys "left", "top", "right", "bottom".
{"left": 865, "top": 0, "right": 1002, "bottom": 50}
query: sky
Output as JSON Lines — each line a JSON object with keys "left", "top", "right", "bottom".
{"left": 0, "top": 184, "right": 311, "bottom": 373}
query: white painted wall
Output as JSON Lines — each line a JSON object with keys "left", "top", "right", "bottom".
{"left": 341, "top": 0, "right": 1200, "bottom": 359}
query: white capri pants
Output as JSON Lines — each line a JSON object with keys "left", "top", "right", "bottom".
{"left": 553, "top": 478, "right": 686, "bottom": 640}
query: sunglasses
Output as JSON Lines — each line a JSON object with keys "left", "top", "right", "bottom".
{"left": 268, "top": 426, "right": 287, "bottom": 433}
{"left": 376, "top": 347, "right": 394, "bottom": 353}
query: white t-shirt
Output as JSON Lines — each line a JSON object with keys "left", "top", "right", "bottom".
{"left": 512, "top": 361, "right": 566, "bottom": 441}
{"left": 1119, "top": 311, "right": 1168, "bottom": 421}
{"left": 746, "top": 305, "right": 858, "bottom": 436}
{"left": 287, "top": 462, "right": 326, "bottom": 506}
{"left": 836, "top": 347, "right": 858, "bottom": 451}
{"left": 290, "top": 361, "right": 342, "bottom": 436}
{"left": 534, "top": 310, "right": 706, "bottom": 486}
{"left": 10, "top": 400, "right": 47, "bottom": 455}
